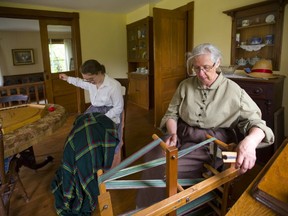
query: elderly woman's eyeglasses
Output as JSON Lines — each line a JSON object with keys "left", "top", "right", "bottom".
{"left": 192, "top": 62, "right": 216, "bottom": 73}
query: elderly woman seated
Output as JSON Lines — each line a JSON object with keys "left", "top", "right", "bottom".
{"left": 136, "top": 43, "right": 274, "bottom": 208}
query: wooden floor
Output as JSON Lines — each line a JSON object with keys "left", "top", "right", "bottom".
{"left": 10, "top": 102, "right": 262, "bottom": 216}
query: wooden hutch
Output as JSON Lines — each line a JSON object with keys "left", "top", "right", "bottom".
{"left": 126, "top": 17, "right": 154, "bottom": 110}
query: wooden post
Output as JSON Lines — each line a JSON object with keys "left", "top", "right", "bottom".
{"left": 97, "top": 169, "right": 114, "bottom": 216}
{"left": 166, "top": 146, "right": 178, "bottom": 216}
{"left": 152, "top": 134, "right": 179, "bottom": 216}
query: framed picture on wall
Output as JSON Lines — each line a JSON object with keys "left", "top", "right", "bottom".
{"left": 12, "top": 49, "right": 35, "bottom": 65}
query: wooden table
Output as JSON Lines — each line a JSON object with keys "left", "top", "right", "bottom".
{"left": 226, "top": 138, "right": 288, "bottom": 216}
{"left": 0, "top": 104, "right": 67, "bottom": 168}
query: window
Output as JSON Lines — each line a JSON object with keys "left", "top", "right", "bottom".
{"left": 49, "top": 38, "right": 72, "bottom": 73}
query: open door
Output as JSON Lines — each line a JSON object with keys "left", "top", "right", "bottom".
{"left": 153, "top": 7, "right": 188, "bottom": 127}
{"left": 39, "top": 18, "right": 84, "bottom": 113}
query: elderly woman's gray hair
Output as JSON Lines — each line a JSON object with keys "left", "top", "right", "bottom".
{"left": 186, "top": 43, "right": 222, "bottom": 75}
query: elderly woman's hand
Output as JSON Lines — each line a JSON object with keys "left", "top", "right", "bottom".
{"left": 236, "top": 129, "right": 265, "bottom": 175}
{"left": 235, "top": 127, "right": 265, "bottom": 174}
{"left": 165, "top": 134, "right": 177, "bottom": 147}
{"left": 235, "top": 138, "right": 257, "bottom": 174}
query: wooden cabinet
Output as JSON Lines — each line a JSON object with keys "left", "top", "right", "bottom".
{"left": 223, "top": 1, "right": 287, "bottom": 70}
{"left": 128, "top": 73, "right": 150, "bottom": 109}
{"left": 230, "top": 76, "right": 285, "bottom": 164}
{"left": 126, "top": 17, "right": 154, "bottom": 109}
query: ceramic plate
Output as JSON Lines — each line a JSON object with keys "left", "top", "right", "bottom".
{"left": 265, "top": 14, "right": 275, "bottom": 23}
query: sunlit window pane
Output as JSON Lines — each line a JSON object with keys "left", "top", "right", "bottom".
{"left": 49, "top": 43, "right": 68, "bottom": 73}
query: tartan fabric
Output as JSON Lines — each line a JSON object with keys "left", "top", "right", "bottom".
{"left": 51, "top": 112, "right": 119, "bottom": 216}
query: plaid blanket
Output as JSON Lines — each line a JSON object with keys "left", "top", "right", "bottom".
{"left": 51, "top": 112, "right": 119, "bottom": 216}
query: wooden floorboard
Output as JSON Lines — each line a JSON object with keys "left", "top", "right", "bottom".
{"left": 9, "top": 102, "right": 261, "bottom": 216}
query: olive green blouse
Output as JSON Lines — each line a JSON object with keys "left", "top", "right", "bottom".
{"left": 160, "top": 73, "right": 274, "bottom": 144}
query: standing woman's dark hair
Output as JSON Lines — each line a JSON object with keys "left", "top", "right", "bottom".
{"left": 80, "top": 59, "right": 106, "bottom": 75}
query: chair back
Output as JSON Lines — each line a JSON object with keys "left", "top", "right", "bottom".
{"left": 115, "top": 78, "right": 129, "bottom": 112}
{"left": 0, "top": 94, "right": 29, "bottom": 108}
{"left": 115, "top": 78, "right": 129, "bottom": 159}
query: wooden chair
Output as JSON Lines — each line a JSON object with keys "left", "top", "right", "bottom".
{"left": 0, "top": 125, "right": 29, "bottom": 216}
{"left": 115, "top": 78, "right": 129, "bottom": 159}
{"left": 0, "top": 94, "right": 29, "bottom": 108}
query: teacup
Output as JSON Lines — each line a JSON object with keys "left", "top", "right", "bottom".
{"left": 236, "top": 58, "right": 247, "bottom": 66}
{"left": 248, "top": 56, "right": 260, "bottom": 66}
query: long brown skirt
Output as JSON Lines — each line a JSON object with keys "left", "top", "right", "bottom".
{"left": 136, "top": 118, "right": 236, "bottom": 208}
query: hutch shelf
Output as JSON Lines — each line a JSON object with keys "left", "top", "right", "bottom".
{"left": 223, "top": 0, "right": 287, "bottom": 70}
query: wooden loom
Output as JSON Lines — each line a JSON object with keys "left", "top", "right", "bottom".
{"left": 0, "top": 104, "right": 47, "bottom": 134}
{"left": 97, "top": 134, "right": 240, "bottom": 216}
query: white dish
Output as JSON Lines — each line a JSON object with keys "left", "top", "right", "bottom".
{"left": 265, "top": 14, "right": 275, "bottom": 23}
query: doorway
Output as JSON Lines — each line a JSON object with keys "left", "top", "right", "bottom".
{"left": 0, "top": 6, "right": 85, "bottom": 113}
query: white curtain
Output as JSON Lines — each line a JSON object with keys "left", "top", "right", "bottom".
{"left": 64, "top": 39, "right": 72, "bottom": 71}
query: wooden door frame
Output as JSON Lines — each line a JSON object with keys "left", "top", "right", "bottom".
{"left": 0, "top": 6, "right": 85, "bottom": 113}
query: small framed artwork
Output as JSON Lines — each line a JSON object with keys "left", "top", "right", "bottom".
{"left": 12, "top": 49, "right": 35, "bottom": 65}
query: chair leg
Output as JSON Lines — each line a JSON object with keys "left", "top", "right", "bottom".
{"left": 0, "top": 198, "right": 8, "bottom": 216}
{"left": 10, "top": 158, "right": 29, "bottom": 202}
{"left": 220, "top": 182, "right": 231, "bottom": 215}
{"left": 1, "top": 182, "right": 15, "bottom": 216}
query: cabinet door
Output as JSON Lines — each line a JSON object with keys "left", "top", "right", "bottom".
{"left": 128, "top": 74, "right": 149, "bottom": 109}
{"left": 128, "top": 77, "right": 138, "bottom": 104}
{"left": 127, "top": 17, "right": 151, "bottom": 62}
{"left": 137, "top": 21, "right": 149, "bottom": 61}
{"left": 127, "top": 26, "right": 138, "bottom": 61}
{"left": 137, "top": 77, "right": 149, "bottom": 108}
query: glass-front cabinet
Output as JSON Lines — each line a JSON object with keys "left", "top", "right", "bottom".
{"left": 127, "top": 17, "right": 154, "bottom": 110}
{"left": 223, "top": 1, "right": 287, "bottom": 70}
{"left": 127, "top": 17, "right": 150, "bottom": 62}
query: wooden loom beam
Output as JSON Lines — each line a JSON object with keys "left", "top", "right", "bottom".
{"left": 133, "top": 166, "right": 239, "bottom": 216}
